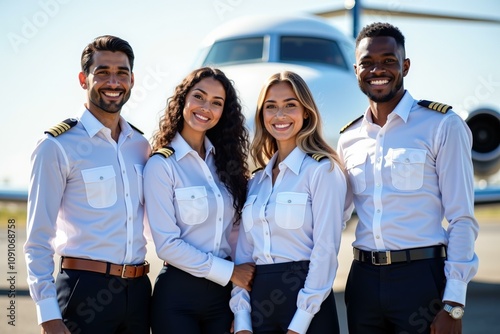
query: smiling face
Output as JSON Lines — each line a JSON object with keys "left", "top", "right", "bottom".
{"left": 180, "top": 76, "right": 225, "bottom": 139}
{"left": 354, "top": 36, "right": 409, "bottom": 104}
{"left": 79, "top": 50, "right": 134, "bottom": 115}
{"left": 262, "top": 81, "right": 308, "bottom": 152}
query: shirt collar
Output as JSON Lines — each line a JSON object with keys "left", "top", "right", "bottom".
{"left": 171, "top": 132, "right": 215, "bottom": 161}
{"left": 390, "top": 90, "right": 413, "bottom": 123}
{"left": 258, "top": 146, "right": 306, "bottom": 183}
{"left": 360, "top": 90, "right": 414, "bottom": 128}
{"left": 79, "top": 109, "right": 133, "bottom": 138}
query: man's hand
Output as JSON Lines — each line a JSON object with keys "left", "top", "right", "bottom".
{"left": 41, "top": 319, "right": 71, "bottom": 334}
{"left": 231, "top": 262, "right": 255, "bottom": 291}
{"left": 431, "top": 301, "right": 463, "bottom": 334}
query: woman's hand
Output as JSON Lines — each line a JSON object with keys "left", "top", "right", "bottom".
{"left": 231, "top": 262, "right": 255, "bottom": 291}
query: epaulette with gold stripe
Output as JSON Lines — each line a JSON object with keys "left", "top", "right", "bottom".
{"left": 128, "top": 122, "right": 144, "bottom": 134}
{"left": 417, "top": 100, "right": 452, "bottom": 114}
{"left": 153, "top": 147, "right": 175, "bottom": 158}
{"left": 44, "top": 118, "right": 78, "bottom": 137}
{"left": 339, "top": 115, "right": 363, "bottom": 134}
{"left": 308, "top": 153, "right": 327, "bottom": 162}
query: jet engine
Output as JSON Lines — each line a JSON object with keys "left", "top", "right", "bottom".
{"left": 465, "top": 108, "right": 500, "bottom": 177}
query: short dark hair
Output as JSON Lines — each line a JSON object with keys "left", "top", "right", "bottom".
{"left": 81, "top": 35, "right": 134, "bottom": 75}
{"left": 355, "top": 22, "right": 405, "bottom": 51}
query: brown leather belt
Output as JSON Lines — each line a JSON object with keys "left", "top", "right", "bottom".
{"left": 61, "top": 257, "right": 149, "bottom": 278}
{"left": 354, "top": 245, "right": 446, "bottom": 266}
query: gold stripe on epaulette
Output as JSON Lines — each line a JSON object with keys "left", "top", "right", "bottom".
{"left": 153, "top": 147, "right": 175, "bottom": 158}
{"left": 418, "top": 100, "right": 451, "bottom": 114}
{"left": 308, "top": 153, "right": 326, "bottom": 162}
{"left": 47, "top": 123, "right": 69, "bottom": 136}
{"left": 45, "top": 118, "right": 78, "bottom": 137}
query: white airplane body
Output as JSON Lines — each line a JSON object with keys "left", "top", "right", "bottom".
{"left": 195, "top": 14, "right": 500, "bottom": 203}
{"left": 195, "top": 14, "right": 367, "bottom": 147}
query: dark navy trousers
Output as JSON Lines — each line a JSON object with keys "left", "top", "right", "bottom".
{"left": 250, "top": 261, "right": 340, "bottom": 334}
{"left": 345, "top": 258, "right": 446, "bottom": 334}
{"left": 56, "top": 269, "right": 151, "bottom": 334}
{"left": 150, "top": 265, "right": 233, "bottom": 334}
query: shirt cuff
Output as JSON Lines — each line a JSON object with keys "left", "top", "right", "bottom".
{"left": 234, "top": 309, "right": 252, "bottom": 333}
{"left": 206, "top": 255, "right": 234, "bottom": 286}
{"left": 443, "top": 278, "right": 468, "bottom": 306}
{"left": 288, "top": 308, "right": 314, "bottom": 334}
{"left": 36, "top": 297, "right": 62, "bottom": 325}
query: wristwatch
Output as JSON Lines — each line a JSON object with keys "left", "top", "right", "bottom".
{"left": 443, "top": 304, "right": 464, "bottom": 319}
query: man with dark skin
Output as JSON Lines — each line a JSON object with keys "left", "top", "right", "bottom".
{"left": 338, "top": 22, "right": 478, "bottom": 334}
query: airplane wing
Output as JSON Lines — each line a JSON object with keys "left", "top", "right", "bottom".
{"left": 474, "top": 187, "right": 500, "bottom": 205}
{"left": 0, "top": 188, "right": 28, "bottom": 203}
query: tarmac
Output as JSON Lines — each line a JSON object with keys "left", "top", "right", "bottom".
{"left": 1, "top": 204, "right": 499, "bottom": 333}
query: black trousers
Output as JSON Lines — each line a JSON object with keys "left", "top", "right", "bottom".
{"left": 345, "top": 257, "right": 446, "bottom": 334}
{"left": 150, "top": 265, "right": 233, "bottom": 334}
{"left": 56, "top": 269, "right": 151, "bottom": 334}
{"left": 250, "top": 261, "right": 340, "bottom": 334}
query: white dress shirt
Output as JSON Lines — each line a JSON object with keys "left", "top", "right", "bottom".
{"left": 24, "top": 109, "right": 151, "bottom": 324}
{"left": 337, "top": 91, "right": 479, "bottom": 305}
{"left": 144, "top": 133, "right": 235, "bottom": 286}
{"left": 230, "top": 147, "right": 347, "bottom": 334}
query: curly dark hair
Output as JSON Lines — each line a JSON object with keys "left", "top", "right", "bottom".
{"left": 151, "top": 67, "right": 249, "bottom": 222}
{"left": 355, "top": 22, "right": 405, "bottom": 51}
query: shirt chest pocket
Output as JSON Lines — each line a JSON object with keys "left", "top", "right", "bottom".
{"left": 242, "top": 195, "right": 257, "bottom": 232}
{"left": 346, "top": 153, "right": 367, "bottom": 194}
{"left": 175, "top": 186, "right": 209, "bottom": 225}
{"left": 81, "top": 165, "right": 117, "bottom": 208}
{"left": 275, "top": 192, "right": 308, "bottom": 229}
{"left": 388, "top": 148, "right": 427, "bottom": 191}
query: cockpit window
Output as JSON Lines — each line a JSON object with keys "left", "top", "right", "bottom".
{"left": 280, "top": 36, "right": 348, "bottom": 69}
{"left": 203, "top": 37, "right": 264, "bottom": 66}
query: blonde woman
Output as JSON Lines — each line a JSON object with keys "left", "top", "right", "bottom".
{"left": 230, "top": 71, "right": 350, "bottom": 334}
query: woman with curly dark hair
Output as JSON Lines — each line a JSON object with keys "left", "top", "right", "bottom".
{"left": 144, "top": 67, "right": 255, "bottom": 333}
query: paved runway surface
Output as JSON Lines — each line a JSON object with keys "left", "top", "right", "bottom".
{"left": 1, "top": 204, "right": 499, "bottom": 333}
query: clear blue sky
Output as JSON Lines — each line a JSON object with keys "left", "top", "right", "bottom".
{"left": 1, "top": 0, "right": 499, "bottom": 189}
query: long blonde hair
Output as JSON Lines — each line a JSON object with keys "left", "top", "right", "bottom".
{"left": 251, "top": 71, "right": 342, "bottom": 171}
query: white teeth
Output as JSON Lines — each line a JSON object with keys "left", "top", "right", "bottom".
{"left": 195, "top": 113, "right": 209, "bottom": 121}
{"left": 371, "top": 79, "right": 389, "bottom": 85}
{"left": 104, "top": 92, "right": 120, "bottom": 97}
{"left": 274, "top": 123, "right": 291, "bottom": 129}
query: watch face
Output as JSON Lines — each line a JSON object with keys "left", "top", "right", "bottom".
{"left": 451, "top": 307, "right": 464, "bottom": 319}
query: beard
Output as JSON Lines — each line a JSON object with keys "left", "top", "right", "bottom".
{"left": 89, "top": 88, "right": 131, "bottom": 113}
{"left": 359, "top": 76, "right": 404, "bottom": 103}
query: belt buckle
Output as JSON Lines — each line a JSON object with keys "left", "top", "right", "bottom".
{"left": 121, "top": 264, "right": 133, "bottom": 278}
{"left": 372, "top": 251, "right": 392, "bottom": 266}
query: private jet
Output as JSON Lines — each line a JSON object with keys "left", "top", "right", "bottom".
{"left": 195, "top": 13, "right": 500, "bottom": 204}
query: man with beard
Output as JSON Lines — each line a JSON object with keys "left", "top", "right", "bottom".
{"left": 337, "top": 23, "right": 478, "bottom": 334}
{"left": 24, "top": 35, "right": 151, "bottom": 334}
